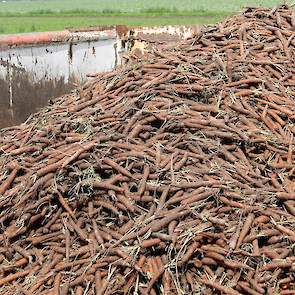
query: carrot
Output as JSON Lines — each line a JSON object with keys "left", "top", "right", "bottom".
{"left": 37, "top": 158, "right": 65, "bottom": 177}
{"left": 179, "top": 242, "right": 199, "bottom": 265}
{"left": 247, "top": 278, "right": 265, "bottom": 294}
{"left": 62, "top": 142, "right": 96, "bottom": 168}
{"left": 252, "top": 239, "right": 260, "bottom": 256}
{"left": 198, "top": 279, "right": 241, "bottom": 295}
{"left": 75, "top": 286, "right": 83, "bottom": 295}
{"left": 219, "top": 196, "right": 248, "bottom": 209}
{"left": 254, "top": 215, "right": 270, "bottom": 225}
{"left": 205, "top": 251, "right": 224, "bottom": 262}
{"left": 0, "top": 166, "right": 19, "bottom": 195}
{"left": 26, "top": 231, "right": 62, "bottom": 245}
{"left": 227, "top": 78, "right": 262, "bottom": 87}
{"left": 260, "top": 260, "right": 293, "bottom": 271}
{"left": 55, "top": 258, "right": 91, "bottom": 272}
{"left": 280, "top": 291, "right": 295, "bottom": 295}
{"left": 285, "top": 201, "right": 295, "bottom": 216}
{"left": 138, "top": 164, "right": 149, "bottom": 196}
{"left": 229, "top": 225, "right": 240, "bottom": 250}
{"left": 11, "top": 245, "right": 31, "bottom": 260}
{"left": 157, "top": 185, "right": 170, "bottom": 211}
{"left": 235, "top": 213, "right": 255, "bottom": 249}
{"left": 56, "top": 191, "right": 75, "bottom": 219}
{"left": 0, "top": 268, "right": 30, "bottom": 287}
{"left": 275, "top": 224, "right": 295, "bottom": 238}
{"left": 277, "top": 192, "right": 295, "bottom": 200}
{"left": 118, "top": 219, "right": 135, "bottom": 235}
{"left": 116, "top": 194, "right": 137, "bottom": 213}
{"left": 43, "top": 208, "right": 62, "bottom": 233}
{"left": 145, "top": 265, "right": 165, "bottom": 294}
{"left": 163, "top": 270, "right": 172, "bottom": 295}
{"left": 173, "top": 152, "right": 188, "bottom": 171}
{"left": 53, "top": 273, "right": 61, "bottom": 295}
{"left": 9, "top": 146, "right": 38, "bottom": 156}
{"left": 68, "top": 218, "right": 88, "bottom": 241}
{"left": 29, "top": 272, "right": 54, "bottom": 293}
{"left": 123, "top": 256, "right": 146, "bottom": 294}
{"left": 224, "top": 259, "right": 254, "bottom": 271}
{"left": 2, "top": 258, "right": 28, "bottom": 272}
{"left": 142, "top": 71, "right": 169, "bottom": 89}
{"left": 95, "top": 200, "right": 120, "bottom": 215}
{"left": 238, "top": 282, "right": 261, "bottom": 295}
{"left": 226, "top": 49, "right": 233, "bottom": 81}
{"left": 181, "top": 190, "right": 217, "bottom": 206}
{"left": 174, "top": 180, "right": 221, "bottom": 189}
{"left": 103, "top": 157, "right": 133, "bottom": 178}
{"left": 141, "top": 238, "right": 161, "bottom": 248}
{"left": 91, "top": 180, "right": 124, "bottom": 192}
{"left": 64, "top": 224, "right": 70, "bottom": 261}
{"left": 150, "top": 210, "right": 190, "bottom": 232}
{"left": 95, "top": 271, "right": 103, "bottom": 294}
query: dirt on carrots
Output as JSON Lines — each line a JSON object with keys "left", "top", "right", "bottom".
{"left": 0, "top": 5, "right": 295, "bottom": 295}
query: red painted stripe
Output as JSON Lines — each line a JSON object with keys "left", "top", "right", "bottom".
{"left": 0, "top": 31, "right": 70, "bottom": 46}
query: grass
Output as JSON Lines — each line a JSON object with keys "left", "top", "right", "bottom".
{"left": 0, "top": 16, "right": 223, "bottom": 34}
{"left": 0, "top": 0, "right": 287, "bottom": 14}
{"left": 0, "top": 0, "right": 289, "bottom": 34}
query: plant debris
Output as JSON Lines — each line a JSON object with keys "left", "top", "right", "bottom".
{"left": 0, "top": 5, "right": 295, "bottom": 295}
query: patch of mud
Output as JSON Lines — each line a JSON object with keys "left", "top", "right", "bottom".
{"left": 0, "top": 71, "right": 74, "bottom": 128}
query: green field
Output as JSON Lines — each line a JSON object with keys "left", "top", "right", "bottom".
{"left": 0, "top": 16, "right": 223, "bottom": 34}
{"left": 0, "top": 0, "right": 288, "bottom": 34}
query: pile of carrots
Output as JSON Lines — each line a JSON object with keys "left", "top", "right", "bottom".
{"left": 1, "top": 5, "right": 295, "bottom": 295}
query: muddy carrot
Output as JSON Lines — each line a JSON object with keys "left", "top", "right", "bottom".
{"left": 141, "top": 238, "right": 161, "bottom": 248}
{"left": 285, "top": 201, "right": 295, "bottom": 216}
{"left": 116, "top": 194, "right": 136, "bottom": 213}
{"left": 157, "top": 185, "right": 170, "bottom": 211}
{"left": 238, "top": 282, "right": 261, "bottom": 295}
{"left": 138, "top": 164, "right": 149, "bottom": 195}
{"left": 260, "top": 260, "right": 293, "bottom": 271}
{"left": 75, "top": 286, "right": 83, "bottom": 295}
{"left": 62, "top": 142, "right": 96, "bottom": 168}
{"left": 0, "top": 269, "right": 31, "bottom": 286}
{"left": 56, "top": 191, "right": 75, "bottom": 219}
{"left": 95, "top": 271, "right": 102, "bottom": 294}
{"left": 91, "top": 219, "right": 104, "bottom": 245}
{"left": 68, "top": 218, "right": 88, "bottom": 241}
{"left": 55, "top": 258, "right": 91, "bottom": 272}
{"left": 37, "top": 159, "right": 65, "bottom": 177}
{"left": 253, "top": 239, "right": 260, "bottom": 256}
{"left": 198, "top": 279, "right": 241, "bottom": 295}
{"left": 179, "top": 242, "right": 199, "bottom": 265}
{"left": 103, "top": 157, "right": 133, "bottom": 178}
{"left": 53, "top": 273, "right": 61, "bottom": 295}
{"left": 91, "top": 180, "right": 124, "bottom": 192}
{"left": 3, "top": 258, "right": 28, "bottom": 272}
{"left": 229, "top": 225, "right": 240, "bottom": 250}
{"left": 181, "top": 190, "right": 217, "bottom": 206}
{"left": 145, "top": 265, "right": 165, "bottom": 294}
{"left": 150, "top": 210, "right": 190, "bottom": 232}
{"left": 0, "top": 166, "right": 19, "bottom": 195}
{"left": 95, "top": 200, "right": 120, "bottom": 215}
{"left": 235, "top": 213, "right": 255, "bottom": 249}
{"left": 275, "top": 223, "right": 295, "bottom": 238}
